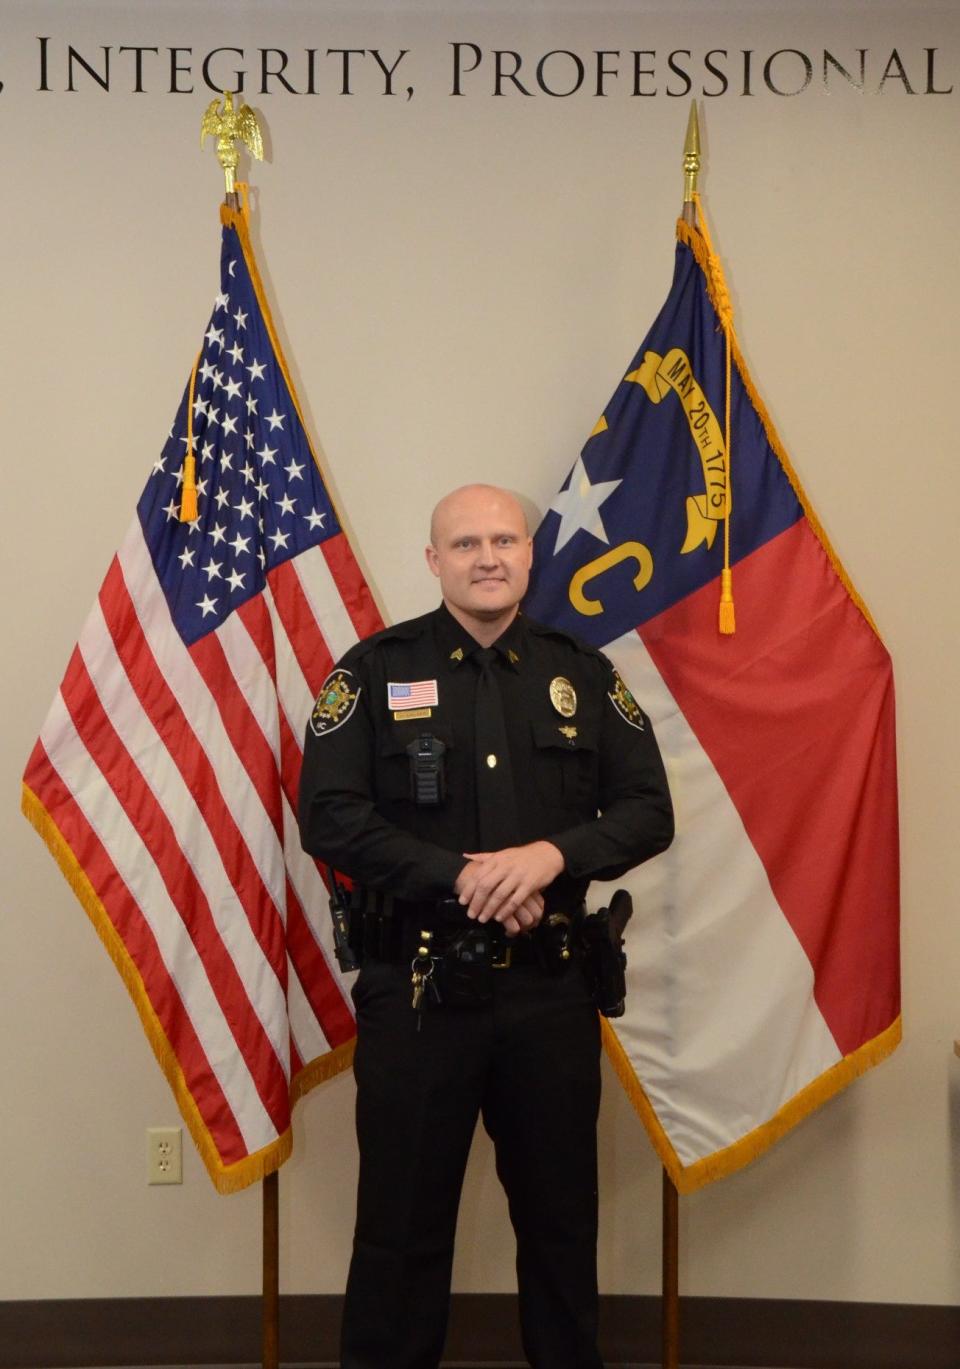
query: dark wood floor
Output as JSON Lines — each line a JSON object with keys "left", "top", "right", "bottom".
{"left": 14, "top": 1290, "right": 957, "bottom": 1369}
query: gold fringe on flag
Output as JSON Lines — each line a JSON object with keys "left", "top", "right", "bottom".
{"left": 21, "top": 781, "right": 355, "bottom": 1194}
{"left": 675, "top": 215, "right": 884, "bottom": 644}
{"left": 692, "top": 192, "right": 736, "bottom": 634}
{"left": 601, "top": 1013, "right": 901, "bottom": 1194}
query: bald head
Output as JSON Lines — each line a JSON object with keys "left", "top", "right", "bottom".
{"left": 429, "top": 484, "right": 529, "bottom": 549}
{"left": 425, "top": 484, "right": 533, "bottom": 644}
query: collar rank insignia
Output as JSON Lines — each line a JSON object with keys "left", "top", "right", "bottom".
{"left": 608, "top": 671, "right": 645, "bottom": 730}
{"left": 310, "top": 668, "right": 360, "bottom": 737}
{"left": 549, "top": 676, "right": 577, "bottom": 718}
{"left": 449, "top": 647, "right": 464, "bottom": 663}
{"left": 508, "top": 649, "right": 520, "bottom": 665}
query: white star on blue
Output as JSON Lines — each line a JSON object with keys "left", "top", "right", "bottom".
{"left": 137, "top": 232, "right": 339, "bottom": 646}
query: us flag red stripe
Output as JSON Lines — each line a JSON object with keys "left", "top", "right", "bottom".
{"left": 22, "top": 203, "right": 383, "bottom": 1191}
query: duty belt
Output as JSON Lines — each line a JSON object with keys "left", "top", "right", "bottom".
{"left": 356, "top": 892, "right": 541, "bottom": 968}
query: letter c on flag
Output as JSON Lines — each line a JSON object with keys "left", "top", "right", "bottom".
{"left": 568, "top": 542, "right": 653, "bottom": 616}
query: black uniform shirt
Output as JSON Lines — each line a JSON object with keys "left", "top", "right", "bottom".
{"left": 297, "top": 604, "right": 673, "bottom": 906}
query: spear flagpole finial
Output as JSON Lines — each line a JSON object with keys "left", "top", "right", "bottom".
{"left": 200, "top": 90, "right": 264, "bottom": 201}
{"left": 682, "top": 100, "right": 701, "bottom": 224}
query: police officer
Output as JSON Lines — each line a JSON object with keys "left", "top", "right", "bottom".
{"left": 298, "top": 484, "right": 673, "bottom": 1369}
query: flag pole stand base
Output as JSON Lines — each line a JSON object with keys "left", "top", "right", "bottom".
{"left": 263, "top": 1171, "right": 279, "bottom": 1369}
{"left": 662, "top": 1167, "right": 679, "bottom": 1369}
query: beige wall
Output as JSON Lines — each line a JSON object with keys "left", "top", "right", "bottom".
{"left": 2, "top": 0, "right": 959, "bottom": 1306}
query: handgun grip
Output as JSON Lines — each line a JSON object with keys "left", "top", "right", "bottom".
{"left": 607, "top": 888, "right": 633, "bottom": 942}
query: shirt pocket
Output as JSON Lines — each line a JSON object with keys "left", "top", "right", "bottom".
{"left": 376, "top": 720, "right": 455, "bottom": 806}
{"left": 529, "top": 717, "right": 599, "bottom": 811}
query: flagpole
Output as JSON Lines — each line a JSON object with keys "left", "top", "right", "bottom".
{"left": 657, "top": 105, "right": 700, "bottom": 1369}
{"left": 200, "top": 92, "right": 277, "bottom": 1369}
{"left": 263, "top": 1170, "right": 280, "bottom": 1369}
{"left": 662, "top": 1170, "right": 679, "bottom": 1369}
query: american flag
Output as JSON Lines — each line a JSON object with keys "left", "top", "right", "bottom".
{"left": 388, "top": 680, "right": 439, "bottom": 710}
{"left": 22, "top": 204, "right": 383, "bottom": 1192}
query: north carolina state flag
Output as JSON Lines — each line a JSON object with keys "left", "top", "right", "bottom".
{"left": 525, "top": 215, "right": 900, "bottom": 1191}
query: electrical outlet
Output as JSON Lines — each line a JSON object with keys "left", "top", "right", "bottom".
{"left": 147, "top": 1126, "right": 183, "bottom": 1185}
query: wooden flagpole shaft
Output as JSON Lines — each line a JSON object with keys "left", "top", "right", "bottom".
{"left": 262, "top": 1171, "right": 279, "bottom": 1369}
{"left": 662, "top": 1168, "right": 679, "bottom": 1369}
{"left": 662, "top": 104, "right": 693, "bottom": 1369}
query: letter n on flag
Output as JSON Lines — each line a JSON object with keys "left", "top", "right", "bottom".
{"left": 22, "top": 200, "right": 381, "bottom": 1192}
{"left": 525, "top": 213, "right": 901, "bottom": 1192}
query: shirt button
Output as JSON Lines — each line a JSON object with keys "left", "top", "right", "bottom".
{"left": 486, "top": 754, "right": 497, "bottom": 768}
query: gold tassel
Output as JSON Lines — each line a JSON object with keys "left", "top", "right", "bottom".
{"left": 179, "top": 349, "right": 203, "bottom": 523}
{"left": 693, "top": 195, "right": 737, "bottom": 637}
{"left": 719, "top": 568, "right": 736, "bottom": 635}
{"left": 180, "top": 451, "right": 198, "bottom": 522}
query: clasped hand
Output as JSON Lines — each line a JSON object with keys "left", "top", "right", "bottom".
{"left": 454, "top": 841, "right": 565, "bottom": 937}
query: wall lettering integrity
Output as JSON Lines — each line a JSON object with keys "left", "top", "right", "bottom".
{"left": 17, "top": 36, "right": 955, "bottom": 100}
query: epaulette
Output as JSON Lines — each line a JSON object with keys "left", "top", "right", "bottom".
{"left": 524, "top": 615, "right": 608, "bottom": 663}
{"left": 337, "top": 611, "right": 435, "bottom": 668}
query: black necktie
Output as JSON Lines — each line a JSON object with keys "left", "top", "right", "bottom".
{"left": 473, "top": 647, "right": 519, "bottom": 850}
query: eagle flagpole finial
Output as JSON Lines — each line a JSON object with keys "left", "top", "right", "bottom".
{"left": 200, "top": 91, "right": 264, "bottom": 199}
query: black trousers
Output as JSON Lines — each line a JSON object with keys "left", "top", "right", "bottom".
{"left": 340, "top": 958, "right": 604, "bottom": 1369}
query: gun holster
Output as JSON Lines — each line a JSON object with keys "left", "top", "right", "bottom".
{"left": 579, "top": 889, "right": 633, "bottom": 1018}
{"left": 326, "top": 872, "right": 361, "bottom": 973}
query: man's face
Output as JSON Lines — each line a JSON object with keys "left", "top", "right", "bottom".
{"left": 425, "top": 486, "right": 533, "bottom": 626}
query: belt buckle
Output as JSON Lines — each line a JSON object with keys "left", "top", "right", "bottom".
{"left": 491, "top": 941, "right": 512, "bottom": 970}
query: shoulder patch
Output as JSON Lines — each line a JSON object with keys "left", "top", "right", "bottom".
{"left": 608, "top": 671, "right": 646, "bottom": 731}
{"left": 310, "top": 668, "right": 360, "bottom": 737}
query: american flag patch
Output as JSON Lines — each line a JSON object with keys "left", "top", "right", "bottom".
{"left": 388, "top": 679, "right": 439, "bottom": 711}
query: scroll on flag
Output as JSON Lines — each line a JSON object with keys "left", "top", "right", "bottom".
{"left": 525, "top": 210, "right": 901, "bottom": 1192}
{"left": 22, "top": 199, "right": 382, "bottom": 1192}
